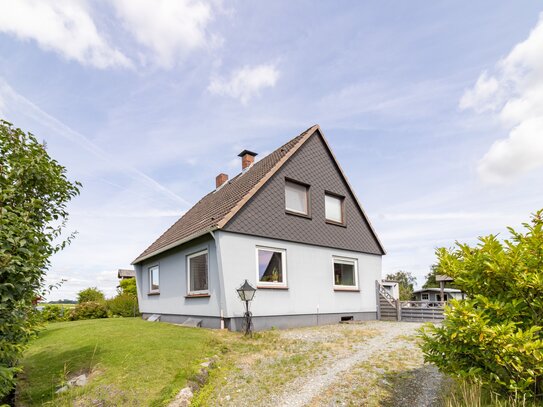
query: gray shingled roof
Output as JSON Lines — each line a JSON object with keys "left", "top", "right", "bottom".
{"left": 133, "top": 126, "right": 316, "bottom": 263}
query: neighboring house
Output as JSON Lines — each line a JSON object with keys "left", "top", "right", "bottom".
{"left": 132, "top": 125, "right": 385, "bottom": 330}
{"left": 412, "top": 288, "right": 465, "bottom": 302}
{"left": 118, "top": 269, "right": 136, "bottom": 280}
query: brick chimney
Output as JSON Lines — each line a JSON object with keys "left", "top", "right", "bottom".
{"left": 238, "top": 150, "right": 258, "bottom": 170}
{"left": 216, "top": 173, "right": 228, "bottom": 188}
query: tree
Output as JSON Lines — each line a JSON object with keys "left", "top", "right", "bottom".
{"left": 421, "top": 209, "right": 543, "bottom": 398}
{"left": 0, "top": 120, "right": 80, "bottom": 398}
{"left": 119, "top": 278, "right": 137, "bottom": 297}
{"left": 77, "top": 287, "right": 105, "bottom": 303}
{"left": 385, "top": 271, "right": 416, "bottom": 300}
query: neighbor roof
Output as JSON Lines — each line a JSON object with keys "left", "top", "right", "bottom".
{"left": 133, "top": 125, "right": 385, "bottom": 264}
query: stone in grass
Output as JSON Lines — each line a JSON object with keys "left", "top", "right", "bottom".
{"left": 55, "top": 373, "right": 88, "bottom": 393}
{"left": 168, "top": 387, "right": 193, "bottom": 407}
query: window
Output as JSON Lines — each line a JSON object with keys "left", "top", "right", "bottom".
{"left": 149, "top": 266, "right": 159, "bottom": 293}
{"left": 333, "top": 256, "right": 358, "bottom": 290}
{"left": 325, "top": 193, "right": 344, "bottom": 224}
{"left": 187, "top": 250, "right": 208, "bottom": 294}
{"left": 256, "top": 247, "right": 287, "bottom": 287}
{"left": 285, "top": 180, "right": 309, "bottom": 215}
{"left": 421, "top": 293, "right": 429, "bottom": 301}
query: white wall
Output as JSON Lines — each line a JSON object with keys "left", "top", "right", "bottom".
{"left": 216, "top": 231, "right": 382, "bottom": 318}
{"left": 135, "top": 235, "right": 221, "bottom": 317}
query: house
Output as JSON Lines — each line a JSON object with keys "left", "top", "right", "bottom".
{"left": 132, "top": 125, "right": 385, "bottom": 330}
{"left": 412, "top": 288, "right": 465, "bottom": 303}
{"left": 117, "top": 269, "right": 136, "bottom": 279}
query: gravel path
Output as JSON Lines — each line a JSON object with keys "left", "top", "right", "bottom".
{"left": 272, "top": 321, "right": 436, "bottom": 407}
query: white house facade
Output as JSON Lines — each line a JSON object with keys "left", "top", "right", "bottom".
{"left": 133, "top": 125, "right": 385, "bottom": 330}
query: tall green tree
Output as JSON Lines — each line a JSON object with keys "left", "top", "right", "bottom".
{"left": 421, "top": 209, "right": 543, "bottom": 398}
{"left": 385, "top": 270, "right": 416, "bottom": 300}
{"left": 0, "top": 120, "right": 80, "bottom": 398}
{"left": 77, "top": 287, "right": 105, "bottom": 303}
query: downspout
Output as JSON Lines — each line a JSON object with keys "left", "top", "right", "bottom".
{"left": 210, "top": 230, "right": 227, "bottom": 329}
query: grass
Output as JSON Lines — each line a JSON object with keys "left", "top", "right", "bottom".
{"left": 442, "top": 380, "right": 542, "bottom": 407}
{"left": 17, "top": 318, "right": 223, "bottom": 406}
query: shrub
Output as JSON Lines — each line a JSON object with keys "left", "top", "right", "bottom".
{"left": 421, "top": 209, "right": 543, "bottom": 398}
{"left": 40, "top": 305, "right": 66, "bottom": 322}
{"left": 77, "top": 287, "right": 105, "bottom": 303}
{"left": 119, "top": 278, "right": 137, "bottom": 297}
{"left": 107, "top": 294, "right": 139, "bottom": 317}
{"left": 69, "top": 301, "right": 108, "bottom": 320}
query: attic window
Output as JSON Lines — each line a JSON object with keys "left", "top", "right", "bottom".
{"left": 325, "top": 193, "right": 345, "bottom": 224}
{"left": 285, "top": 180, "right": 309, "bottom": 215}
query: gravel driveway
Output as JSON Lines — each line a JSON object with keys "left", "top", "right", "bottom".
{"left": 204, "top": 321, "right": 446, "bottom": 407}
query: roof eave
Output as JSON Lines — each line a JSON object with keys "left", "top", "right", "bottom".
{"left": 131, "top": 227, "right": 218, "bottom": 265}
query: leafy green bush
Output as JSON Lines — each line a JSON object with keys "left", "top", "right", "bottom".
{"left": 40, "top": 305, "right": 66, "bottom": 322}
{"left": 119, "top": 278, "right": 137, "bottom": 297}
{"left": 0, "top": 120, "right": 80, "bottom": 398}
{"left": 107, "top": 293, "right": 139, "bottom": 317}
{"left": 77, "top": 287, "right": 105, "bottom": 303}
{"left": 421, "top": 209, "right": 543, "bottom": 398}
{"left": 69, "top": 301, "right": 108, "bottom": 320}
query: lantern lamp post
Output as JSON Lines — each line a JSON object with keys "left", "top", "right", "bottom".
{"left": 236, "top": 280, "right": 256, "bottom": 335}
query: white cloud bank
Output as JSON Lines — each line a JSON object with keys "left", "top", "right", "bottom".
{"left": 0, "top": 0, "right": 131, "bottom": 68}
{"left": 0, "top": 0, "right": 217, "bottom": 69}
{"left": 460, "top": 14, "right": 543, "bottom": 184}
{"left": 113, "top": 0, "right": 215, "bottom": 68}
{"left": 208, "top": 64, "right": 280, "bottom": 104}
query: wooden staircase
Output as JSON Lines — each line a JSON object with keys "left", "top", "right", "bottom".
{"left": 376, "top": 281, "right": 399, "bottom": 321}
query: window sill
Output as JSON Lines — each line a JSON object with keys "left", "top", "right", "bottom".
{"left": 148, "top": 291, "right": 160, "bottom": 296}
{"left": 285, "top": 210, "right": 311, "bottom": 219}
{"left": 333, "top": 287, "right": 359, "bottom": 292}
{"left": 185, "top": 293, "right": 210, "bottom": 298}
{"left": 256, "top": 285, "right": 289, "bottom": 290}
{"left": 326, "top": 220, "right": 347, "bottom": 227}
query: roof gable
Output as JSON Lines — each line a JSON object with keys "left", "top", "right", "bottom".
{"left": 224, "top": 129, "right": 385, "bottom": 255}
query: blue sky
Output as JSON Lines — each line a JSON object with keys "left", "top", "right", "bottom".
{"left": 1, "top": 1, "right": 542, "bottom": 299}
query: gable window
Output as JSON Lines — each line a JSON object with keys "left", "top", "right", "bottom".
{"left": 285, "top": 180, "right": 309, "bottom": 215}
{"left": 325, "top": 193, "right": 344, "bottom": 224}
{"left": 149, "top": 266, "right": 159, "bottom": 294}
{"left": 332, "top": 256, "right": 358, "bottom": 290}
{"left": 421, "top": 293, "right": 429, "bottom": 301}
{"left": 256, "top": 247, "right": 287, "bottom": 287}
{"left": 187, "top": 250, "right": 208, "bottom": 295}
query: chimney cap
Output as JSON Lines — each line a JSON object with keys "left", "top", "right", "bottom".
{"left": 238, "top": 149, "right": 258, "bottom": 158}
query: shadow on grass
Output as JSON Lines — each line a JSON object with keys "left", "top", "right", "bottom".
{"left": 18, "top": 344, "right": 102, "bottom": 405}
{"left": 380, "top": 365, "right": 452, "bottom": 407}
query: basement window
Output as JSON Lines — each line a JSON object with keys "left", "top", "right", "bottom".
{"left": 333, "top": 256, "right": 358, "bottom": 290}
{"left": 149, "top": 266, "right": 159, "bottom": 294}
{"left": 187, "top": 250, "right": 209, "bottom": 295}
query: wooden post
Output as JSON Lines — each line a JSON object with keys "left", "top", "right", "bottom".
{"left": 440, "top": 280, "right": 445, "bottom": 305}
{"left": 396, "top": 299, "right": 402, "bottom": 321}
{"left": 375, "top": 280, "right": 381, "bottom": 321}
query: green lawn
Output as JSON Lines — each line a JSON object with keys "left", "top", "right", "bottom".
{"left": 17, "top": 318, "right": 223, "bottom": 406}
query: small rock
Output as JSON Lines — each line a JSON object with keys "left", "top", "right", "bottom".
{"left": 56, "top": 385, "right": 69, "bottom": 394}
{"left": 200, "top": 361, "right": 211, "bottom": 368}
{"left": 68, "top": 374, "right": 88, "bottom": 387}
{"left": 168, "top": 386, "right": 193, "bottom": 407}
{"left": 225, "top": 395, "right": 231, "bottom": 401}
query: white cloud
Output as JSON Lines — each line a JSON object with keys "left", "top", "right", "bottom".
{"left": 460, "top": 13, "right": 543, "bottom": 183}
{"left": 208, "top": 64, "right": 280, "bottom": 104}
{"left": 113, "top": 0, "right": 215, "bottom": 68}
{"left": 0, "top": 0, "right": 131, "bottom": 69}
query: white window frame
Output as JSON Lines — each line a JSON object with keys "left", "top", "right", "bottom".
{"left": 332, "top": 256, "right": 359, "bottom": 290}
{"left": 148, "top": 265, "right": 159, "bottom": 294}
{"left": 285, "top": 180, "right": 309, "bottom": 216}
{"left": 421, "top": 293, "right": 429, "bottom": 301}
{"left": 187, "top": 249, "right": 209, "bottom": 295}
{"left": 255, "top": 246, "right": 288, "bottom": 288}
{"left": 325, "top": 193, "right": 345, "bottom": 224}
